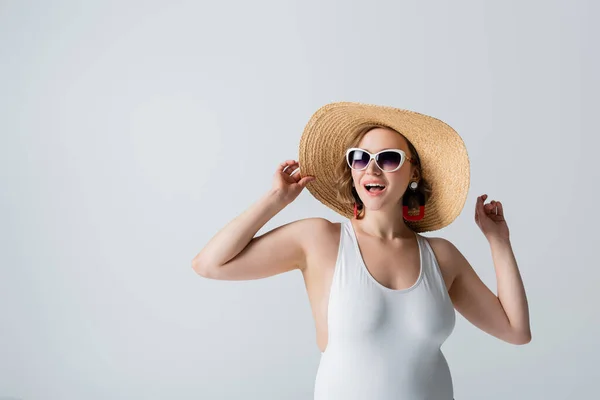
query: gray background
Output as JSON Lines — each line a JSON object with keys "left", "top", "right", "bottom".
{"left": 1, "top": 0, "right": 598, "bottom": 399}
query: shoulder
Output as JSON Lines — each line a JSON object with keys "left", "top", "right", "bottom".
{"left": 291, "top": 217, "right": 337, "bottom": 232}
{"left": 295, "top": 217, "right": 340, "bottom": 245}
{"left": 291, "top": 217, "right": 341, "bottom": 270}
{"left": 284, "top": 217, "right": 338, "bottom": 246}
{"left": 420, "top": 236, "right": 463, "bottom": 277}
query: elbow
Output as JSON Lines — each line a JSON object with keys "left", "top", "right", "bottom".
{"left": 191, "top": 257, "right": 216, "bottom": 278}
{"left": 191, "top": 258, "right": 204, "bottom": 276}
{"left": 510, "top": 331, "right": 532, "bottom": 345}
{"left": 518, "top": 333, "right": 532, "bottom": 345}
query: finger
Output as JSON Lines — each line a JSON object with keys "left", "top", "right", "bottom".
{"left": 477, "top": 195, "right": 485, "bottom": 214}
{"left": 279, "top": 160, "right": 298, "bottom": 173}
{"left": 475, "top": 196, "right": 485, "bottom": 223}
{"left": 298, "top": 176, "right": 316, "bottom": 187}
{"left": 287, "top": 168, "right": 302, "bottom": 182}
{"left": 479, "top": 196, "right": 493, "bottom": 218}
{"left": 292, "top": 169, "right": 315, "bottom": 185}
{"left": 279, "top": 160, "right": 296, "bottom": 171}
{"left": 496, "top": 201, "right": 504, "bottom": 216}
{"left": 475, "top": 204, "right": 484, "bottom": 226}
{"left": 484, "top": 197, "right": 496, "bottom": 213}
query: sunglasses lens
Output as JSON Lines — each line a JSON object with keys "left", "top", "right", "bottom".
{"left": 348, "top": 150, "right": 370, "bottom": 170}
{"left": 377, "top": 151, "right": 402, "bottom": 171}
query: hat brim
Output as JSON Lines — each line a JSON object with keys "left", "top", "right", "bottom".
{"left": 298, "top": 102, "right": 470, "bottom": 233}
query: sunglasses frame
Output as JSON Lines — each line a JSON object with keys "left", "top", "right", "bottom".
{"left": 345, "top": 147, "right": 417, "bottom": 172}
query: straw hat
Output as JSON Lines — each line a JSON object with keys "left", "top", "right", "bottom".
{"left": 298, "top": 101, "right": 470, "bottom": 233}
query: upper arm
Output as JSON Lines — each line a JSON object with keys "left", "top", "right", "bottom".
{"left": 433, "top": 237, "right": 522, "bottom": 344}
{"left": 199, "top": 217, "right": 329, "bottom": 281}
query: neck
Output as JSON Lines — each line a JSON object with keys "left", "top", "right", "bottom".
{"left": 353, "top": 206, "right": 414, "bottom": 240}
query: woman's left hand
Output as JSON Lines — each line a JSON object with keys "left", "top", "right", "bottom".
{"left": 475, "top": 194, "right": 510, "bottom": 242}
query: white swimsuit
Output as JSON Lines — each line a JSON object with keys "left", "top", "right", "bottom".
{"left": 314, "top": 219, "right": 456, "bottom": 400}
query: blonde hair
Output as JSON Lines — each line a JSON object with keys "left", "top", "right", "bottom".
{"left": 333, "top": 124, "right": 433, "bottom": 220}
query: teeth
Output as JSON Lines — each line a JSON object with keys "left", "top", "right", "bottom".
{"left": 365, "top": 183, "right": 385, "bottom": 188}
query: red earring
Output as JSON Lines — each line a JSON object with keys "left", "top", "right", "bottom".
{"left": 354, "top": 202, "right": 359, "bottom": 219}
{"left": 402, "top": 181, "right": 425, "bottom": 221}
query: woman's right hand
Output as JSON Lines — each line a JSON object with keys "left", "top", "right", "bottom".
{"left": 272, "top": 160, "right": 315, "bottom": 205}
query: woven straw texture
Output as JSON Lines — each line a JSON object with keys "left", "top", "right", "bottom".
{"left": 298, "top": 102, "right": 470, "bottom": 233}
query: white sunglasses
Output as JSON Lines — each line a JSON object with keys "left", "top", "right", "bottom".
{"left": 345, "top": 147, "right": 416, "bottom": 172}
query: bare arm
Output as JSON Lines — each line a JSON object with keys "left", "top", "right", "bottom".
{"left": 191, "top": 159, "right": 316, "bottom": 280}
{"left": 441, "top": 194, "right": 531, "bottom": 345}
{"left": 440, "top": 238, "right": 531, "bottom": 345}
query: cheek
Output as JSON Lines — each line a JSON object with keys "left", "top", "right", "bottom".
{"left": 388, "top": 172, "right": 409, "bottom": 186}
{"left": 386, "top": 176, "right": 410, "bottom": 196}
{"left": 351, "top": 172, "right": 361, "bottom": 187}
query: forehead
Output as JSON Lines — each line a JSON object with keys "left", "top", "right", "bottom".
{"left": 357, "top": 127, "right": 408, "bottom": 152}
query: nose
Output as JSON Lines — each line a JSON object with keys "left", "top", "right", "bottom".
{"left": 365, "top": 157, "right": 382, "bottom": 174}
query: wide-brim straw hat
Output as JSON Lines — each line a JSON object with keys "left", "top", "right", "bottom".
{"left": 298, "top": 101, "right": 470, "bottom": 233}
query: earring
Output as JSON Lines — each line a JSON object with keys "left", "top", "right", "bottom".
{"left": 402, "top": 180, "right": 425, "bottom": 221}
{"left": 351, "top": 184, "right": 362, "bottom": 219}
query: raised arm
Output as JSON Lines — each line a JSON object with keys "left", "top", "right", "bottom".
{"left": 191, "top": 160, "right": 316, "bottom": 280}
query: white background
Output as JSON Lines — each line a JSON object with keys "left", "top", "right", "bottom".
{"left": 1, "top": 1, "right": 598, "bottom": 399}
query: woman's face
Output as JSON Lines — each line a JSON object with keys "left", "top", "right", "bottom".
{"left": 351, "top": 127, "right": 417, "bottom": 213}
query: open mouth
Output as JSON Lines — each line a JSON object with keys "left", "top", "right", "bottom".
{"left": 364, "top": 184, "right": 386, "bottom": 193}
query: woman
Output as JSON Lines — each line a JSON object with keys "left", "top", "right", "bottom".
{"left": 192, "top": 102, "right": 531, "bottom": 400}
